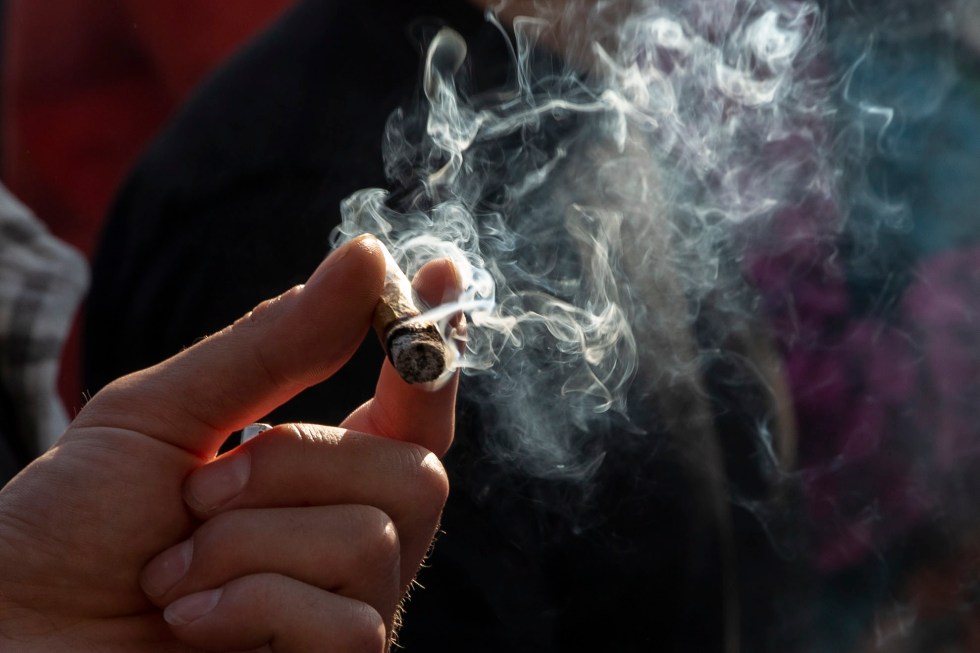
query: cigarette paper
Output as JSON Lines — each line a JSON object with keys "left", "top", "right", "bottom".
{"left": 373, "top": 244, "right": 449, "bottom": 384}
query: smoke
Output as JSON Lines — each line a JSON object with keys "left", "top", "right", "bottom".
{"left": 331, "top": 7, "right": 980, "bottom": 568}
{"left": 326, "top": 1, "right": 980, "bottom": 648}
{"left": 333, "top": 0, "right": 838, "bottom": 478}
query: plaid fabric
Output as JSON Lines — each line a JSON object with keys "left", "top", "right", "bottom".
{"left": 0, "top": 183, "right": 88, "bottom": 462}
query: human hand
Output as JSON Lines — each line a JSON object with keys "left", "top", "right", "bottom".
{"left": 0, "top": 235, "right": 458, "bottom": 652}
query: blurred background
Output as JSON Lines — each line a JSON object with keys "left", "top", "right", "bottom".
{"left": 2, "top": 1, "right": 979, "bottom": 651}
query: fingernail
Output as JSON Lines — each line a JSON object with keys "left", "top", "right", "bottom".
{"left": 185, "top": 451, "right": 251, "bottom": 512}
{"left": 241, "top": 422, "right": 272, "bottom": 443}
{"left": 308, "top": 234, "right": 376, "bottom": 285}
{"left": 164, "top": 588, "right": 223, "bottom": 626}
{"left": 141, "top": 539, "right": 193, "bottom": 597}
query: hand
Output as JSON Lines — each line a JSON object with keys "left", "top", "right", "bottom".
{"left": 0, "top": 235, "right": 458, "bottom": 652}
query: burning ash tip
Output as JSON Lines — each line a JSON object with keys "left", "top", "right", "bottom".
{"left": 386, "top": 321, "right": 449, "bottom": 384}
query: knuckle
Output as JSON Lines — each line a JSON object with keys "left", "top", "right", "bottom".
{"left": 344, "top": 602, "right": 387, "bottom": 653}
{"left": 72, "top": 371, "right": 159, "bottom": 430}
{"left": 280, "top": 422, "right": 343, "bottom": 449}
{"left": 193, "top": 509, "right": 240, "bottom": 553}
{"left": 232, "top": 286, "right": 302, "bottom": 331}
{"left": 255, "top": 423, "right": 343, "bottom": 466}
{"left": 383, "top": 444, "right": 450, "bottom": 529}
{"left": 347, "top": 506, "right": 401, "bottom": 574}
{"left": 410, "top": 450, "right": 450, "bottom": 515}
{"left": 223, "top": 574, "right": 386, "bottom": 651}
{"left": 231, "top": 572, "right": 279, "bottom": 606}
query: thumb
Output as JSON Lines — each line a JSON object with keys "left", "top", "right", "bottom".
{"left": 74, "top": 235, "right": 386, "bottom": 457}
{"left": 342, "top": 258, "right": 460, "bottom": 457}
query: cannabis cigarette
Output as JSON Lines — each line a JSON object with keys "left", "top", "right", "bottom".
{"left": 373, "top": 244, "right": 449, "bottom": 384}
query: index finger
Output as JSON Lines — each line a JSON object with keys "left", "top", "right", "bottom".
{"left": 75, "top": 235, "right": 386, "bottom": 457}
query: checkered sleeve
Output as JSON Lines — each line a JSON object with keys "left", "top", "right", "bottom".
{"left": 0, "top": 183, "right": 89, "bottom": 461}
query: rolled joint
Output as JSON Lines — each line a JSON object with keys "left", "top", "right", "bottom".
{"left": 372, "top": 244, "right": 450, "bottom": 384}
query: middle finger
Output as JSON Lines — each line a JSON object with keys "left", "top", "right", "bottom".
{"left": 180, "top": 423, "right": 449, "bottom": 588}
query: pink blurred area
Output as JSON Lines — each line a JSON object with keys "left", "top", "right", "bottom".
{"left": 1, "top": 0, "right": 294, "bottom": 411}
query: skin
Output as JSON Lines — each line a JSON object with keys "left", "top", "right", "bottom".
{"left": 0, "top": 235, "right": 459, "bottom": 652}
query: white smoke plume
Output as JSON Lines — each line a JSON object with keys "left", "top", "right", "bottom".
{"left": 330, "top": 2, "right": 979, "bottom": 648}
{"left": 333, "top": 0, "right": 829, "bottom": 476}
{"left": 333, "top": 0, "right": 970, "bottom": 487}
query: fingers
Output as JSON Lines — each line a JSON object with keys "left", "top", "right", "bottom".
{"left": 140, "top": 506, "right": 402, "bottom": 630}
{"left": 73, "top": 235, "right": 386, "bottom": 457}
{"left": 343, "top": 258, "right": 461, "bottom": 456}
{"left": 181, "top": 424, "right": 449, "bottom": 589}
{"left": 145, "top": 425, "right": 449, "bottom": 649}
{"left": 161, "top": 574, "right": 387, "bottom": 653}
